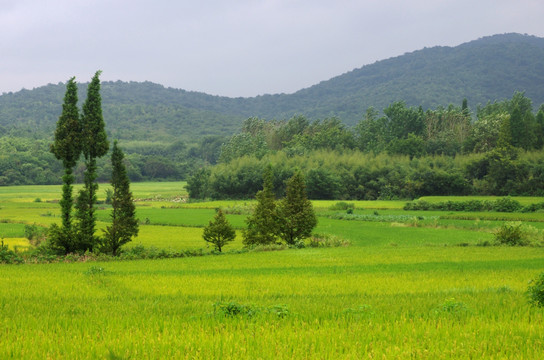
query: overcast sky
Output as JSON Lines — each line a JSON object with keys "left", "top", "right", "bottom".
{"left": 1, "top": 0, "right": 543, "bottom": 97}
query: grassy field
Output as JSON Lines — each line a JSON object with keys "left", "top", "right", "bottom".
{"left": 1, "top": 183, "right": 544, "bottom": 358}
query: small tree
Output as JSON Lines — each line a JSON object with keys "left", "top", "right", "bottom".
{"left": 102, "top": 141, "right": 139, "bottom": 256}
{"left": 243, "top": 166, "right": 278, "bottom": 246}
{"left": 276, "top": 171, "right": 317, "bottom": 245}
{"left": 203, "top": 209, "right": 236, "bottom": 252}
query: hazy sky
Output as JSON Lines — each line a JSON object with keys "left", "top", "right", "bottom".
{"left": 2, "top": 0, "right": 543, "bottom": 97}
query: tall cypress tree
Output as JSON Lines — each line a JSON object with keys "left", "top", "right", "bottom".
{"left": 49, "top": 77, "right": 82, "bottom": 253}
{"left": 75, "top": 70, "right": 109, "bottom": 251}
{"left": 102, "top": 140, "right": 138, "bottom": 255}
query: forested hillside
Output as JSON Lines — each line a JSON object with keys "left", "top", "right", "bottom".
{"left": 1, "top": 33, "right": 544, "bottom": 187}
{"left": 2, "top": 33, "right": 544, "bottom": 136}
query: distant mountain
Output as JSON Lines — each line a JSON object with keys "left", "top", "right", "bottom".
{"left": 1, "top": 32, "right": 544, "bottom": 142}
{"left": 278, "top": 32, "right": 544, "bottom": 122}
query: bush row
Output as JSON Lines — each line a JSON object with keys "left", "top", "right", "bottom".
{"left": 404, "top": 197, "right": 544, "bottom": 213}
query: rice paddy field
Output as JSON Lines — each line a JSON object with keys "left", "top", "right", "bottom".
{"left": 1, "top": 182, "right": 543, "bottom": 359}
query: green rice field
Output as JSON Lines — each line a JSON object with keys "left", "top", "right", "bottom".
{"left": 1, "top": 182, "right": 543, "bottom": 358}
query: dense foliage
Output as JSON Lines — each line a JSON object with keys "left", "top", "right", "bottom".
{"left": 189, "top": 149, "right": 544, "bottom": 200}
{"left": 404, "top": 197, "right": 532, "bottom": 212}
{"left": 275, "top": 171, "right": 317, "bottom": 245}
{"left": 75, "top": 71, "right": 109, "bottom": 251}
{"left": 102, "top": 140, "right": 139, "bottom": 256}
{"left": 48, "top": 77, "right": 82, "bottom": 253}
{"left": 242, "top": 168, "right": 317, "bottom": 246}
{"left": 188, "top": 91, "right": 544, "bottom": 200}
{"left": 243, "top": 166, "right": 279, "bottom": 246}
{"left": 47, "top": 74, "right": 138, "bottom": 256}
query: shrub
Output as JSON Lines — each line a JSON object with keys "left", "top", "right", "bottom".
{"left": 267, "top": 305, "right": 290, "bottom": 318}
{"left": 494, "top": 222, "right": 524, "bottom": 246}
{"left": 493, "top": 222, "right": 530, "bottom": 246}
{"left": 213, "top": 301, "right": 258, "bottom": 318}
{"left": 405, "top": 197, "right": 523, "bottom": 212}
{"left": 308, "top": 233, "right": 351, "bottom": 248}
{"left": 527, "top": 272, "right": 544, "bottom": 307}
{"left": 212, "top": 302, "right": 290, "bottom": 319}
{"left": 329, "top": 202, "right": 355, "bottom": 211}
{"left": 521, "top": 202, "right": 544, "bottom": 213}
{"left": 435, "top": 298, "right": 469, "bottom": 316}
{"left": 24, "top": 224, "right": 48, "bottom": 246}
{"left": 492, "top": 197, "right": 522, "bottom": 212}
{"left": 404, "top": 200, "right": 431, "bottom": 210}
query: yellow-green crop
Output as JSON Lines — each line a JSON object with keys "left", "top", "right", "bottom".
{"left": 1, "top": 183, "right": 544, "bottom": 358}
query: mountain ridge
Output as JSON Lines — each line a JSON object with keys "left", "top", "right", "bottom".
{"left": 1, "top": 32, "right": 544, "bottom": 141}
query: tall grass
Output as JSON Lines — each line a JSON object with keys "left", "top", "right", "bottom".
{"left": 1, "top": 247, "right": 543, "bottom": 358}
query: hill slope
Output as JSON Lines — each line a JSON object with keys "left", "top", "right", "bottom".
{"left": 243, "top": 33, "right": 544, "bottom": 123}
{"left": 1, "top": 32, "right": 543, "bottom": 140}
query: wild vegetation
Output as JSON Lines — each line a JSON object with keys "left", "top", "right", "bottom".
{"left": 188, "top": 92, "right": 544, "bottom": 200}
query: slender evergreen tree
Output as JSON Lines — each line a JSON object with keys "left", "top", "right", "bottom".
{"left": 102, "top": 141, "right": 138, "bottom": 255}
{"left": 202, "top": 209, "right": 236, "bottom": 252}
{"left": 243, "top": 165, "right": 278, "bottom": 246}
{"left": 75, "top": 70, "right": 109, "bottom": 251}
{"left": 276, "top": 171, "right": 317, "bottom": 245}
{"left": 49, "top": 77, "right": 82, "bottom": 253}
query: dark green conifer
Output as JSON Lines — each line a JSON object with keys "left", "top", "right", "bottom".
{"left": 49, "top": 77, "right": 82, "bottom": 253}
{"left": 276, "top": 171, "right": 317, "bottom": 245}
{"left": 102, "top": 141, "right": 138, "bottom": 255}
{"left": 75, "top": 70, "right": 109, "bottom": 251}
{"left": 243, "top": 165, "right": 278, "bottom": 246}
{"left": 203, "top": 209, "right": 236, "bottom": 252}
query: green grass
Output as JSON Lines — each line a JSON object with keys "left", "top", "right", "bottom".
{"left": 1, "top": 183, "right": 544, "bottom": 358}
{"left": 1, "top": 247, "right": 543, "bottom": 358}
{"left": 97, "top": 207, "right": 248, "bottom": 229}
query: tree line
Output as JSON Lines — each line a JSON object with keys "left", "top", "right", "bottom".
{"left": 188, "top": 93, "right": 544, "bottom": 200}
{"left": 0, "top": 134, "right": 225, "bottom": 186}
{"left": 218, "top": 92, "right": 543, "bottom": 160}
